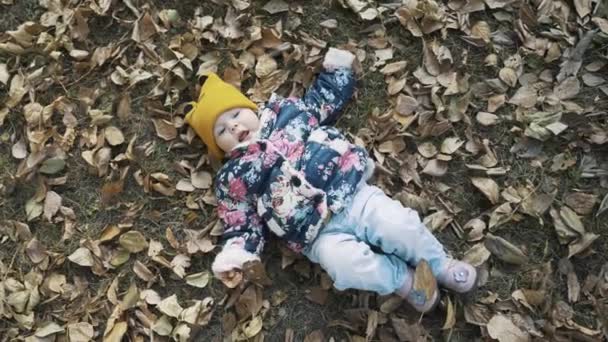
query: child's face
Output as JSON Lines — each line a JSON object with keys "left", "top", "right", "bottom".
{"left": 213, "top": 107, "right": 260, "bottom": 154}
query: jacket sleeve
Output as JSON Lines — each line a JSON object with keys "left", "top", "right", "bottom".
{"left": 211, "top": 177, "right": 266, "bottom": 276}
{"left": 302, "top": 67, "right": 356, "bottom": 125}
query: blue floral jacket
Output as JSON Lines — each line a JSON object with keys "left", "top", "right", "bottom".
{"left": 215, "top": 68, "right": 370, "bottom": 255}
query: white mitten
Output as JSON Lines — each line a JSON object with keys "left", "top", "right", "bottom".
{"left": 211, "top": 246, "right": 260, "bottom": 276}
{"left": 323, "top": 47, "right": 356, "bottom": 71}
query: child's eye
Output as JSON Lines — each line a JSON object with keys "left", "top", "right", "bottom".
{"left": 233, "top": 111, "right": 240, "bottom": 118}
{"left": 218, "top": 128, "right": 226, "bottom": 135}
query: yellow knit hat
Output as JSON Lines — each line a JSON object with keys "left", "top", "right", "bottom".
{"left": 184, "top": 73, "right": 257, "bottom": 160}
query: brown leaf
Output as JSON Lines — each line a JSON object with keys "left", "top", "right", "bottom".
{"left": 11, "top": 138, "right": 27, "bottom": 159}
{"left": 442, "top": 296, "right": 456, "bottom": 330}
{"left": 132, "top": 12, "right": 159, "bottom": 42}
{"left": 255, "top": 54, "right": 278, "bottom": 78}
{"left": 476, "top": 112, "right": 499, "bottom": 126}
{"left": 241, "top": 316, "right": 263, "bottom": 339}
{"left": 564, "top": 192, "right": 597, "bottom": 215}
{"left": 319, "top": 19, "right": 338, "bottom": 29}
{"left": 471, "top": 177, "right": 500, "bottom": 204}
{"left": 366, "top": 310, "right": 379, "bottom": 341}
{"left": 43, "top": 191, "right": 62, "bottom": 221}
{"left": 471, "top": 21, "right": 491, "bottom": 42}
{"left": 185, "top": 272, "right": 211, "bottom": 288}
{"left": 158, "top": 294, "right": 184, "bottom": 318}
{"left": 440, "top": 137, "right": 464, "bottom": 155}
{"left": 152, "top": 118, "right": 177, "bottom": 141}
{"left": 593, "top": 17, "right": 608, "bottom": 34}
{"left": 550, "top": 208, "right": 579, "bottom": 244}
{"left": 464, "top": 303, "right": 492, "bottom": 326}
{"left": 391, "top": 317, "right": 426, "bottom": 341}
{"left": 395, "top": 94, "right": 418, "bottom": 116}
{"left": 418, "top": 142, "right": 437, "bottom": 158}
{"left": 117, "top": 94, "right": 131, "bottom": 121}
{"left": 67, "top": 322, "right": 95, "bottom": 342}
{"left": 101, "top": 180, "right": 124, "bottom": 206}
{"left": 119, "top": 231, "right": 148, "bottom": 253}
{"left": 508, "top": 86, "right": 536, "bottom": 108}
{"left": 387, "top": 77, "right": 406, "bottom": 95}
{"left": 191, "top": 171, "right": 212, "bottom": 189}
{"left": 499, "top": 67, "right": 518, "bottom": 87}
{"left": 305, "top": 287, "right": 328, "bottom": 305}
{"left": 262, "top": 0, "right": 289, "bottom": 14}
{"left": 567, "top": 271, "right": 580, "bottom": 303}
{"left": 7, "top": 73, "right": 27, "bottom": 108}
{"left": 104, "top": 126, "right": 125, "bottom": 146}
{"left": 487, "top": 94, "right": 506, "bottom": 112}
{"left": 464, "top": 218, "right": 486, "bottom": 241}
{"left": 133, "top": 260, "right": 155, "bottom": 282}
{"left": 379, "top": 296, "right": 403, "bottom": 314}
{"left": 574, "top": 0, "right": 592, "bottom": 18}
{"left": 422, "top": 159, "right": 448, "bottom": 177}
{"left": 489, "top": 203, "right": 513, "bottom": 229}
{"left": 554, "top": 77, "right": 580, "bottom": 100}
{"left": 597, "top": 193, "right": 608, "bottom": 217}
{"left": 463, "top": 243, "right": 491, "bottom": 267}
{"left": 487, "top": 314, "right": 530, "bottom": 342}
{"left": 170, "top": 254, "right": 191, "bottom": 278}
{"left": 0, "top": 63, "right": 8, "bottom": 85}
{"left": 303, "top": 330, "right": 324, "bottom": 342}
{"left": 68, "top": 247, "right": 95, "bottom": 267}
{"left": 568, "top": 233, "right": 599, "bottom": 258}
{"left": 380, "top": 61, "right": 407, "bottom": 75}
{"left": 485, "top": 234, "right": 528, "bottom": 265}
{"left": 243, "top": 260, "right": 273, "bottom": 286}
{"left": 582, "top": 73, "right": 605, "bottom": 87}
{"left": 25, "top": 238, "right": 47, "bottom": 264}
{"left": 176, "top": 179, "right": 195, "bottom": 192}
{"left": 559, "top": 206, "right": 586, "bottom": 236}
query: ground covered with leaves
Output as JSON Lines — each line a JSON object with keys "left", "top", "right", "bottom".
{"left": 1, "top": 0, "right": 608, "bottom": 341}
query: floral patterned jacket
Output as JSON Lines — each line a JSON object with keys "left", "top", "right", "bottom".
{"left": 212, "top": 67, "right": 372, "bottom": 274}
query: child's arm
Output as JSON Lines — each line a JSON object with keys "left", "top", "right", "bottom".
{"left": 302, "top": 48, "right": 357, "bottom": 125}
{"left": 211, "top": 179, "right": 267, "bottom": 284}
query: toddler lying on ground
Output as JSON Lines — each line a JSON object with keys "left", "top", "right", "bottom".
{"left": 184, "top": 48, "right": 477, "bottom": 312}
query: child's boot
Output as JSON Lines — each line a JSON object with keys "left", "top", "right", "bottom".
{"left": 395, "top": 267, "right": 440, "bottom": 313}
{"left": 436, "top": 259, "right": 477, "bottom": 293}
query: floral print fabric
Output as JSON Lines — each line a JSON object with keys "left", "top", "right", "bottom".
{"left": 215, "top": 68, "right": 370, "bottom": 254}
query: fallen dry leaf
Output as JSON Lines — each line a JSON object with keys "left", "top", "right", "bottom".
{"left": 487, "top": 314, "right": 530, "bottom": 342}
{"left": 485, "top": 234, "right": 528, "bottom": 265}
{"left": 119, "top": 231, "right": 148, "bottom": 253}
{"left": 152, "top": 118, "right": 177, "bottom": 141}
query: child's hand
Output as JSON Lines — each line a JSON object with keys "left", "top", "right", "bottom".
{"left": 217, "top": 269, "right": 243, "bottom": 288}
{"left": 323, "top": 48, "right": 356, "bottom": 71}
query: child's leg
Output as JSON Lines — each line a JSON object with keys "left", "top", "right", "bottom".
{"left": 345, "top": 184, "right": 476, "bottom": 293}
{"left": 346, "top": 184, "right": 449, "bottom": 275}
{"left": 304, "top": 230, "right": 438, "bottom": 312}
{"left": 304, "top": 231, "right": 408, "bottom": 295}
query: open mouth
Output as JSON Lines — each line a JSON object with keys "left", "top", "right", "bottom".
{"left": 238, "top": 130, "right": 249, "bottom": 142}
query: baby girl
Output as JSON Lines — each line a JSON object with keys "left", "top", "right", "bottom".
{"left": 184, "top": 48, "right": 477, "bottom": 312}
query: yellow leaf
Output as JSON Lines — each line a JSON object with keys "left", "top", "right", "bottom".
{"left": 442, "top": 296, "right": 456, "bottom": 330}
{"left": 413, "top": 259, "right": 437, "bottom": 302}
{"left": 103, "top": 321, "right": 127, "bottom": 342}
